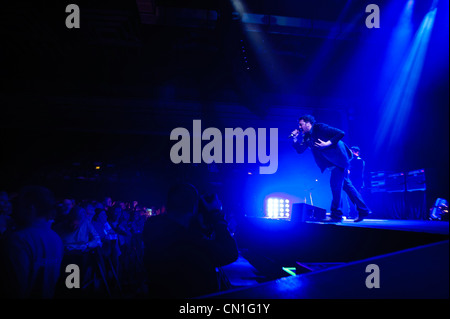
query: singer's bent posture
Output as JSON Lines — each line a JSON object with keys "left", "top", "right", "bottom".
{"left": 291, "top": 115, "right": 370, "bottom": 222}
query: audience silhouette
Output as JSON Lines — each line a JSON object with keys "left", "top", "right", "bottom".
{"left": 0, "top": 186, "right": 63, "bottom": 298}
{"left": 143, "top": 183, "right": 238, "bottom": 298}
{"left": 0, "top": 183, "right": 239, "bottom": 299}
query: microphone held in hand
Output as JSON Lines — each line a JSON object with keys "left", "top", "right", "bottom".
{"left": 288, "top": 129, "right": 300, "bottom": 139}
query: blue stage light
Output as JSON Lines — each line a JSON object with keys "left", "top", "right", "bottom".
{"left": 265, "top": 196, "right": 293, "bottom": 219}
{"left": 375, "top": 4, "right": 438, "bottom": 151}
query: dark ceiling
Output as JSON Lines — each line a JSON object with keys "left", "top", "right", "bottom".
{"left": 0, "top": 0, "right": 448, "bottom": 200}
{"left": 1, "top": 0, "right": 389, "bottom": 128}
{"left": 0, "top": 0, "right": 446, "bottom": 140}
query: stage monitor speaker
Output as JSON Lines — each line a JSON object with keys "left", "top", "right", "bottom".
{"left": 406, "top": 169, "right": 426, "bottom": 191}
{"left": 386, "top": 172, "right": 406, "bottom": 192}
{"left": 291, "top": 203, "right": 326, "bottom": 222}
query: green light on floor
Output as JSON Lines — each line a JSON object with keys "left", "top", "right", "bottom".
{"left": 282, "top": 267, "right": 296, "bottom": 276}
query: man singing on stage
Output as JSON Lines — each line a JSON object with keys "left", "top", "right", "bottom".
{"left": 291, "top": 114, "right": 370, "bottom": 222}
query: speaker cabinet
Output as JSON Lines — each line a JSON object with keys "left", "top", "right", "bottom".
{"left": 291, "top": 203, "right": 327, "bottom": 222}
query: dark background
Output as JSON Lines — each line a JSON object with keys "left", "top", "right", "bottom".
{"left": 0, "top": 0, "right": 448, "bottom": 213}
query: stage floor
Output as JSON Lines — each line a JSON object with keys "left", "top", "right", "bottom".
{"left": 307, "top": 218, "right": 449, "bottom": 235}
{"left": 211, "top": 240, "right": 449, "bottom": 299}
{"left": 212, "top": 218, "right": 449, "bottom": 298}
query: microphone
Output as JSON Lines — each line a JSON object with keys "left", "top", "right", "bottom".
{"left": 288, "top": 130, "right": 300, "bottom": 139}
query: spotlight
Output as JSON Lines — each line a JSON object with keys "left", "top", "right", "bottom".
{"left": 265, "top": 196, "right": 292, "bottom": 219}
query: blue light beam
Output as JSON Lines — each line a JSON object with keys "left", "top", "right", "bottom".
{"left": 375, "top": 7, "right": 438, "bottom": 151}
{"left": 376, "top": 0, "right": 415, "bottom": 97}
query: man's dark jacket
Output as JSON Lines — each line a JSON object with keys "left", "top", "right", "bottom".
{"left": 293, "top": 123, "right": 353, "bottom": 172}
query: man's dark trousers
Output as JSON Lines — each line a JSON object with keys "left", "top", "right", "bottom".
{"left": 330, "top": 166, "right": 369, "bottom": 219}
